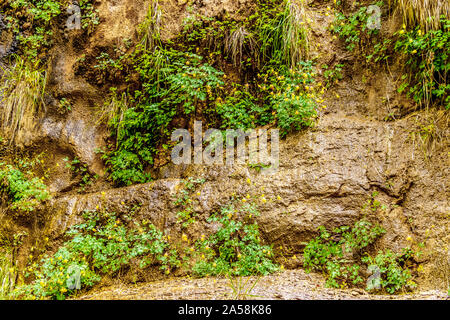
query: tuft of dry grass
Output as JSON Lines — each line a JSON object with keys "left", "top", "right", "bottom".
{"left": 390, "top": 0, "right": 450, "bottom": 31}
{"left": 0, "top": 250, "right": 16, "bottom": 300}
{"left": 225, "top": 26, "right": 259, "bottom": 68}
{"left": 0, "top": 56, "right": 47, "bottom": 146}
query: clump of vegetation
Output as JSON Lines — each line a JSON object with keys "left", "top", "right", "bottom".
{"left": 0, "top": 163, "right": 50, "bottom": 213}
{"left": 0, "top": 249, "right": 16, "bottom": 300}
{"left": 15, "top": 195, "right": 278, "bottom": 299}
{"left": 391, "top": 0, "right": 450, "bottom": 32}
{"left": 0, "top": 56, "right": 47, "bottom": 145}
{"left": 100, "top": 49, "right": 224, "bottom": 186}
{"left": 303, "top": 219, "right": 386, "bottom": 288}
{"left": 189, "top": 203, "right": 279, "bottom": 277}
{"left": 303, "top": 195, "right": 418, "bottom": 294}
{"left": 260, "top": 61, "right": 319, "bottom": 137}
{"left": 331, "top": 2, "right": 383, "bottom": 52}
{"left": 362, "top": 248, "right": 417, "bottom": 294}
{"left": 174, "top": 178, "right": 206, "bottom": 228}
{"left": 15, "top": 208, "right": 180, "bottom": 300}
{"left": 256, "top": 0, "right": 310, "bottom": 68}
{"left": 63, "top": 157, "right": 98, "bottom": 193}
{"left": 1, "top": 0, "right": 99, "bottom": 60}
{"left": 94, "top": 0, "right": 321, "bottom": 186}
{"left": 394, "top": 18, "right": 449, "bottom": 109}
{"left": 322, "top": 63, "right": 344, "bottom": 88}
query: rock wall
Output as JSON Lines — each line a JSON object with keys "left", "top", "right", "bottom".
{"left": 0, "top": 0, "right": 448, "bottom": 291}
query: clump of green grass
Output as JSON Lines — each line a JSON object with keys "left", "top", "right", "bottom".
{"left": 257, "top": 0, "right": 309, "bottom": 68}
{"left": 139, "top": 0, "right": 162, "bottom": 51}
{"left": 97, "top": 87, "right": 130, "bottom": 148}
{"left": 0, "top": 56, "right": 47, "bottom": 145}
{"left": 0, "top": 162, "right": 50, "bottom": 213}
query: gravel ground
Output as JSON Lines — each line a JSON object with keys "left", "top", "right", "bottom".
{"left": 77, "top": 270, "right": 448, "bottom": 300}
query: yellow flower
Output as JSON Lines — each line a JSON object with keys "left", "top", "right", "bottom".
{"left": 280, "top": 265, "right": 285, "bottom": 271}
{"left": 406, "top": 236, "right": 413, "bottom": 242}
{"left": 246, "top": 178, "right": 252, "bottom": 185}
{"left": 242, "top": 198, "right": 247, "bottom": 202}
{"left": 182, "top": 234, "right": 188, "bottom": 242}
{"left": 60, "top": 288, "right": 67, "bottom": 293}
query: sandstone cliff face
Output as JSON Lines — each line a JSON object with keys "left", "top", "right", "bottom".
{"left": 0, "top": 0, "right": 448, "bottom": 292}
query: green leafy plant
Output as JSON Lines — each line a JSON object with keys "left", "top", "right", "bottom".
{"left": 0, "top": 163, "right": 50, "bottom": 213}
{"left": 331, "top": 3, "right": 382, "bottom": 52}
{"left": 1, "top": 0, "right": 99, "bottom": 60}
{"left": 173, "top": 178, "right": 206, "bottom": 228}
{"left": 63, "top": 157, "right": 98, "bottom": 193}
{"left": 322, "top": 63, "right": 344, "bottom": 88}
{"left": 102, "top": 49, "right": 223, "bottom": 186}
{"left": 190, "top": 203, "right": 279, "bottom": 277}
{"left": 303, "top": 196, "right": 418, "bottom": 294}
{"left": 260, "top": 61, "right": 319, "bottom": 137}
{"left": 362, "top": 249, "right": 417, "bottom": 294}
{"left": 16, "top": 208, "right": 180, "bottom": 300}
{"left": 394, "top": 18, "right": 449, "bottom": 109}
